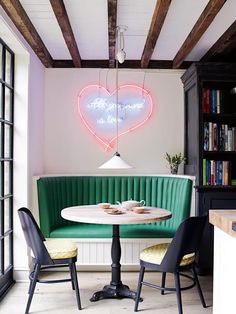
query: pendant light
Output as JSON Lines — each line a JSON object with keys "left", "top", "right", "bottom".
{"left": 99, "top": 26, "right": 133, "bottom": 169}
{"left": 116, "top": 26, "right": 127, "bottom": 64}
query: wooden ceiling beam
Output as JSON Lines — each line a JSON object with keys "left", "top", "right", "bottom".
{"left": 50, "top": 0, "right": 81, "bottom": 68}
{"left": 0, "top": 0, "right": 53, "bottom": 67}
{"left": 172, "top": 0, "right": 227, "bottom": 69}
{"left": 201, "top": 20, "right": 236, "bottom": 62}
{"left": 107, "top": 0, "right": 117, "bottom": 68}
{"left": 141, "top": 0, "right": 172, "bottom": 69}
{"left": 53, "top": 59, "right": 192, "bottom": 69}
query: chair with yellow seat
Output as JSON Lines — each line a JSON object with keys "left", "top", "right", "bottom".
{"left": 134, "top": 216, "right": 207, "bottom": 314}
{"left": 18, "top": 207, "right": 82, "bottom": 314}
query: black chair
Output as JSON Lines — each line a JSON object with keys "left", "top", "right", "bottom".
{"left": 134, "top": 216, "right": 207, "bottom": 314}
{"left": 18, "top": 207, "right": 82, "bottom": 314}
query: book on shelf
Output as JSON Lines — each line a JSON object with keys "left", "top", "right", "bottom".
{"left": 213, "top": 123, "right": 218, "bottom": 151}
{"left": 231, "top": 179, "right": 236, "bottom": 186}
{"left": 209, "top": 122, "right": 212, "bottom": 150}
{"left": 203, "top": 122, "right": 209, "bottom": 151}
{"left": 203, "top": 123, "right": 236, "bottom": 151}
{"left": 203, "top": 159, "right": 207, "bottom": 186}
{"left": 211, "top": 90, "right": 216, "bottom": 113}
{"left": 203, "top": 159, "right": 231, "bottom": 186}
{"left": 216, "top": 90, "right": 220, "bottom": 113}
{"left": 202, "top": 88, "right": 223, "bottom": 114}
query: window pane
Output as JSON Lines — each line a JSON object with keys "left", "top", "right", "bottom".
{"left": 0, "top": 162, "right": 2, "bottom": 197}
{"left": 4, "top": 236, "right": 10, "bottom": 271}
{"left": 0, "top": 44, "right": 2, "bottom": 79}
{"left": 0, "top": 84, "right": 2, "bottom": 119}
{"left": 4, "top": 124, "right": 11, "bottom": 158}
{"left": 4, "top": 161, "right": 10, "bottom": 195}
{"left": 0, "top": 240, "right": 3, "bottom": 274}
{"left": 0, "top": 202, "right": 2, "bottom": 235}
{"left": 4, "top": 87, "right": 12, "bottom": 121}
{"left": 0, "top": 123, "right": 2, "bottom": 158}
{"left": 5, "top": 50, "right": 11, "bottom": 85}
{"left": 4, "top": 198, "right": 10, "bottom": 232}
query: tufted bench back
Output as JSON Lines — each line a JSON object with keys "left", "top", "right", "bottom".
{"left": 37, "top": 176, "right": 193, "bottom": 238}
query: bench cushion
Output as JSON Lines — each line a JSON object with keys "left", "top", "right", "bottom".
{"left": 50, "top": 224, "right": 112, "bottom": 238}
{"left": 49, "top": 223, "right": 175, "bottom": 238}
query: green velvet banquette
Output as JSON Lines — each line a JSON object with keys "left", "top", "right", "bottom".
{"left": 37, "top": 176, "right": 193, "bottom": 239}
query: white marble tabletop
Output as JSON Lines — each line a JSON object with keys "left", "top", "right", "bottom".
{"left": 61, "top": 205, "right": 172, "bottom": 225}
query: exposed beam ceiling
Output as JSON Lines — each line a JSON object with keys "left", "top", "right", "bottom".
{"left": 201, "top": 20, "right": 236, "bottom": 62}
{"left": 141, "top": 0, "right": 172, "bottom": 69}
{"left": 1, "top": 0, "right": 236, "bottom": 69}
{"left": 50, "top": 0, "right": 81, "bottom": 68}
{"left": 173, "top": 0, "right": 227, "bottom": 69}
{"left": 0, "top": 0, "right": 53, "bottom": 68}
{"left": 108, "top": 0, "right": 117, "bottom": 68}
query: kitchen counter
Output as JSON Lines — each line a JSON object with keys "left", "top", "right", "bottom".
{"left": 209, "top": 209, "right": 236, "bottom": 237}
{"left": 209, "top": 209, "right": 236, "bottom": 314}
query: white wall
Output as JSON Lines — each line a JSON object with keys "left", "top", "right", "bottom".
{"left": 44, "top": 68, "right": 185, "bottom": 174}
{"left": 0, "top": 6, "right": 186, "bottom": 281}
{"left": 0, "top": 8, "right": 45, "bottom": 281}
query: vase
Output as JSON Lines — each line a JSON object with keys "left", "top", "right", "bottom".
{"left": 170, "top": 164, "right": 178, "bottom": 175}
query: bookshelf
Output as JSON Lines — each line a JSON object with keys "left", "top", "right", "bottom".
{"left": 181, "top": 63, "right": 236, "bottom": 274}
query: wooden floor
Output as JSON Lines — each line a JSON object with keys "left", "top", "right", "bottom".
{"left": 0, "top": 271, "right": 213, "bottom": 314}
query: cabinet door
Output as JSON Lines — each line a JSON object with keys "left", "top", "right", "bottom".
{"left": 184, "top": 82, "right": 200, "bottom": 178}
{"left": 196, "top": 190, "right": 236, "bottom": 274}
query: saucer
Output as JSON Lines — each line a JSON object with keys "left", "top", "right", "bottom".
{"left": 106, "top": 210, "right": 124, "bottom": 215}
{"left": 104, "top": 207, "right": 124, "bottom": 215}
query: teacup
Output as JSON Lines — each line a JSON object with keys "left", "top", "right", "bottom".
{"left": 132, "top": 206, "right": 145, "bottom": 214}
{"left": 116, "top": 199, "right": 145, "bottom": 210}
{"left": 98, "top": 203, "right": 111, "bottom": 209}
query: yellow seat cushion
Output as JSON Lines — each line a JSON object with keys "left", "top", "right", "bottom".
{"left": 44, "top": 239, "right": 77, "bottom": 259}
{"left": 140, "top": 243, "right": 195, "bottom": 266}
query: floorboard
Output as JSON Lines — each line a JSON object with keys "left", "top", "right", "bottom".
{"left": 0, "top": 271, "right": 213, "bottom": 314}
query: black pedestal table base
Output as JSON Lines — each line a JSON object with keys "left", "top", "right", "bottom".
{"left": 90, "top": 225, "right": 141, "bottom": 302}
{"left": 90, "top": 283, "right": 137, "bottom": 301}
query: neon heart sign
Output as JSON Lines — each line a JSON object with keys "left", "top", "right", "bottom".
{"left": 78, "top": 84, "right": 153, "bottom": 151}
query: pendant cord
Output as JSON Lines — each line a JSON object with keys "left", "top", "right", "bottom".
{"left": 116, "top": 59, "right": 119, "bottom": 153}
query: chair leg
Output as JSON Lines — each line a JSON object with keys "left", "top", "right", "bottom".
{"left": 25, "top": 263, "right": 41, "bottom": 314}
{"left": 69, "top": 263, "right": 75, "bottom": 290}
{"left": 192, "top": 266, "right": 207, "bottom": 308}
{"left": 28, "top": 263, "right": 36, "bottom": 294}
{"left": 71, "top": 262, "right": 82, "bottom": 310}
{"left": 161, "top": 272, "right": 166, "bottom": 295}
{"left": 174, "top": 272, "right": 183, "bottom": 314}
{"left": 134, "top": 266, "right": 145, "bottom": 312}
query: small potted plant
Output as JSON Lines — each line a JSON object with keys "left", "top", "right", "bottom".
{"left": 165, "top": 152, "right": 185, "bottom": 175}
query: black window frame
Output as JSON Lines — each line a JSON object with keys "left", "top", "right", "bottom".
{"left": 0, "top": 37, "right": 14, "bottom": 299}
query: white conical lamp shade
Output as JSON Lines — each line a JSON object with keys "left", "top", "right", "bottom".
{"left": 99, "top": 152, "right": 133, "bottom": 169}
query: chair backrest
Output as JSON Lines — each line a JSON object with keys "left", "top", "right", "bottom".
{"left": 18, "top": 207, "right": 52, "bottom": 265}
{"left": 160, "top": 216, "right": 207, "bottom": 272}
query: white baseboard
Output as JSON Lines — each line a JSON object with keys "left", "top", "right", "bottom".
{"left": 14, "top": 267, "right": 30, "bottom": 282}
{"left": 76, "top": 264, "right": 140, "bottom": 271}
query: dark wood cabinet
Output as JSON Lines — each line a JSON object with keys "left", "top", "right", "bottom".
{"left": 181, "top": 63, "right": 236, "bottom": 274}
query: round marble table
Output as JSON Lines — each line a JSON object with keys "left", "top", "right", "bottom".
{"left": 61, "top": 205, "right": 172, "bottom": 302}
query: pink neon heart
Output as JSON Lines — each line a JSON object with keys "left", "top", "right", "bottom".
{"left": 78, "top": 84, "right": 153, "bottom": 151}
